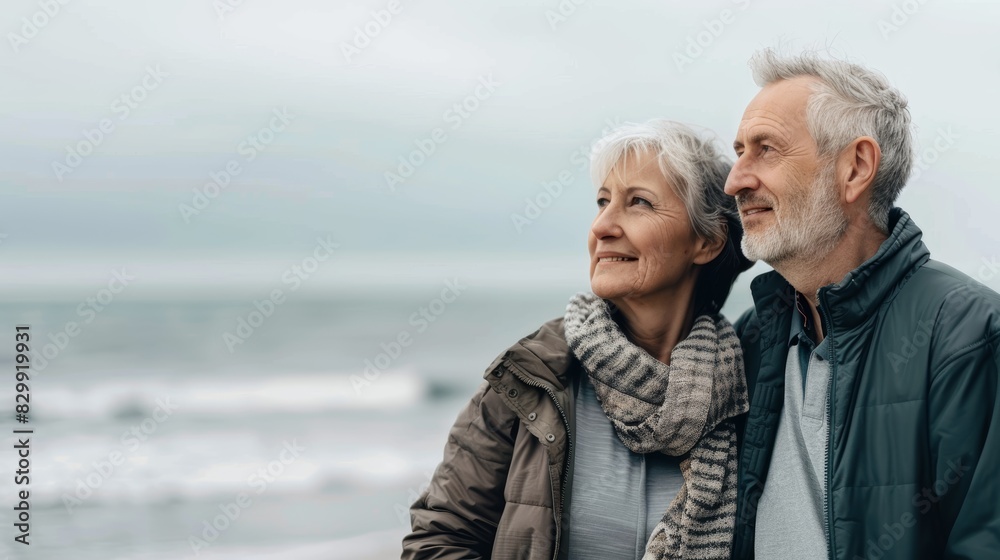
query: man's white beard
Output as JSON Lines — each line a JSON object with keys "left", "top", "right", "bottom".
{"left": 740, "top": 163, "right": 849, "bottom": 266}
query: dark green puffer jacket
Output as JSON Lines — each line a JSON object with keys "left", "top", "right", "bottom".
{"left": 732, "top": 208, "right": 1000, "bottom": 559}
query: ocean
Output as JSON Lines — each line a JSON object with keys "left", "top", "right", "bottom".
{"left": 0, "top": 258, "right": 759, "bottom": 559}
{"left": 0, "top": 288, "right": 587, "bottom": 559}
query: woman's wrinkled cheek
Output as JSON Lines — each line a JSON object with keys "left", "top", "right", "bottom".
{"left": 631, "top": 260, "right": 649, "bottom": 292}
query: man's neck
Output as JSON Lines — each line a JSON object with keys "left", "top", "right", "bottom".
{"left": 773, "top": 222, "right": 889, "bottom": 340}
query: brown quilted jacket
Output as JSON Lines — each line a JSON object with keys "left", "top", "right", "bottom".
{"left": 401, "top": 317, "right": 580, "bottom": 560}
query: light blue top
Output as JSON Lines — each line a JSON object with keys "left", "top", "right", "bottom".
{"left": 564, "top": 374, "right": 685, "bottom": 560}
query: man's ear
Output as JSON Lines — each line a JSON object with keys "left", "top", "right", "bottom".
{"left": 693, "top": 223, "right": 727, "bottom": 265}
{"left": 839, "top": 136, "right": 881, "bottom": 204}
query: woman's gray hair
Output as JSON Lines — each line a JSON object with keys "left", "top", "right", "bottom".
{"left": 589, "top": 119, "right": 735, "bottom": 247}
{"left": 749, "top": 49, "right": 915, "bottom": 232}
{"left": 589, "top": 119, "right": 752, "bottom": 314}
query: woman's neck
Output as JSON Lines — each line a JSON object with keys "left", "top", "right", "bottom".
{"left": 611, "top": 287, "right": 698, "bottom": 365}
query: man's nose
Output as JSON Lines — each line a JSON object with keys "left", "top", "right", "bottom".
{"left": 725, "top": 154, "right": 758, "bottom": 197}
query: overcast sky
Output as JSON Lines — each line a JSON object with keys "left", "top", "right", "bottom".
{"left": 2, "top": 0, "right": 998, "bottom": 293}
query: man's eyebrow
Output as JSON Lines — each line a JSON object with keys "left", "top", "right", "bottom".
{"left": 734, "top": 131, "right": 785, "bottom": 151}
{"left": 749, "top": 131, "right": 781, "bottom": 145}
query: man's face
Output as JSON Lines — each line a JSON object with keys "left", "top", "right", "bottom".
{"left": 725, "top": 77, "right": 848, "bottom": 265}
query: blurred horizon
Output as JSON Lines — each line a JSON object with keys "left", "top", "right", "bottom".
{"left": 3, "top": 1, "right": 999, "bottom": 263}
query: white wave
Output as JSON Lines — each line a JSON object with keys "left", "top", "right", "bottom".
{"left": 23, "top": 413, "right": 445, "bottom": 511}
{"left": 115, "top": 529, "right": 406, "bottom": 560}
{"left": 31, "top": 369, "right": 426, "bottom": 420}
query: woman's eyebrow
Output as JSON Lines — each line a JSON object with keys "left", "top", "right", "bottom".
{"left": 597, "top": 185, "right": 659, "bottom": 197}
{"left": 625, "top": 186, "right": 659, "bottom": 198}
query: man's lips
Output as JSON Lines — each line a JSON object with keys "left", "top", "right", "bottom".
{"left": 741, "top": 207, "right": 772, "bottom": 217}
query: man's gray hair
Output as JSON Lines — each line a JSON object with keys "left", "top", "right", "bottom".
{"left": 590, "top": 119, "right": 735, "bottom": 246}
{"left": 749, "top": 49, "right": 915, "bottom": 232}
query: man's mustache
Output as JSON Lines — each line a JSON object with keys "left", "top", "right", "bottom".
{"left": 736, "top": 194, "right": 775, "bottom": 210}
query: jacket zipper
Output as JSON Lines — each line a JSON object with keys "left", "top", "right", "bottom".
{"left": 819, "top": 290, "right": 836, "bottom": 560}
{"left": 502, "top": 363, "right": 573, "bottom": 560}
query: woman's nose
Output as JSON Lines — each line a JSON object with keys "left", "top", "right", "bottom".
{"left": 591, "top": 204, "right": 623, "bottom": 239}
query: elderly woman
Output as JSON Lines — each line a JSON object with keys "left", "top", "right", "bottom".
{"left": 402, "top": 119, "right": 754, "bottom": 560}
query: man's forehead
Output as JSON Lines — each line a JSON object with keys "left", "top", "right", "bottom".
{"left": 737, "top": 76, "right": 819, "bottom": 137}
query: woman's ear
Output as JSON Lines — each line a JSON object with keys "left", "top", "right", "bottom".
{"left": 693, "top": 223, "right": 727, "bottom": 266}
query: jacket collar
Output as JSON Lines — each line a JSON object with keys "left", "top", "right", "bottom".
{"left": 484, "top": 317, "right": 574, "bottom": 390}
{"left": 750, "top": 208, "right": 931, "bottom": 336}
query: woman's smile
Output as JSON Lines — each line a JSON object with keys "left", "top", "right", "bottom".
{"left": 596, "top": 254, "right": 638, "bottom": 264}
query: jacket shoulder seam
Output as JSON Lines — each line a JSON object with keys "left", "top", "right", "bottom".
{"left": 933, "top": 330, "right": 1000, "bottom": 374}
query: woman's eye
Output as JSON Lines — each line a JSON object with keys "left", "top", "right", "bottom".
{"left": 631, "top": 197, "right": 652, "bottom": 207}
{"left": 596, "top": 198, "right": 609, "bottom": 208}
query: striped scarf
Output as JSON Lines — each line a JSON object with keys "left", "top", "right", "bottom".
{"left": 563, "top": 292, "right": 747, "bottom": 560}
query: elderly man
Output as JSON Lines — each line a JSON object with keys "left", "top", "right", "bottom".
{"left": 725, "top": 50, "right": 1000, "bottom": 560}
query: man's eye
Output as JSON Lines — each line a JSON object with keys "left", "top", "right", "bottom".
{"left": 761, "top": 145, "right": 773, "bottom": 153}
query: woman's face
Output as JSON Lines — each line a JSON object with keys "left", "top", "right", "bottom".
{"left": 588, "top": 150, "right": 717, "bottom": 304}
